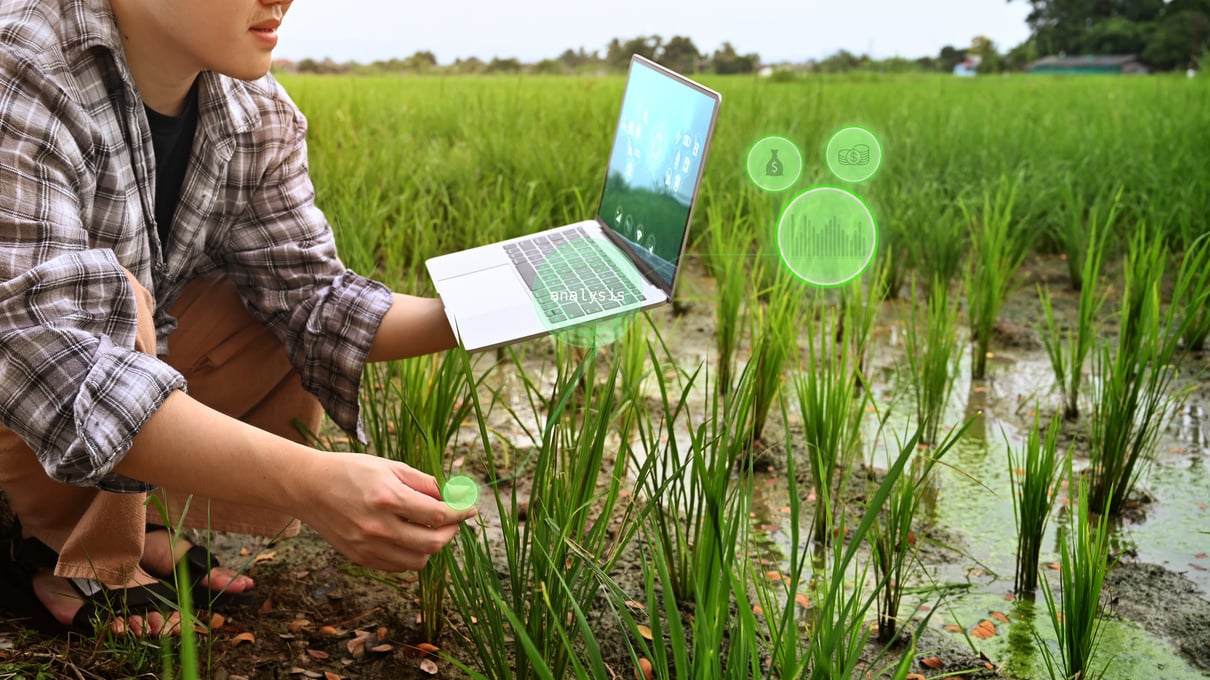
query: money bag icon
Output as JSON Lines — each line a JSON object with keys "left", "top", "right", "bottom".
{"left": 765, "top": 149, "right": 783, "bottom": 177}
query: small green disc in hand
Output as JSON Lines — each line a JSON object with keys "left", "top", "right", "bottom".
{"left": 442, "top": 475, "right": 479, "bottom": 511}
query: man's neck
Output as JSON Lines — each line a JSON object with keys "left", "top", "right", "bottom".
{"left": 108, "top": 0, "right": 200, "bottom": 116}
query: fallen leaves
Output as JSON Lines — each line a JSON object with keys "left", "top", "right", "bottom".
{"left": 920, "top": 655, "right": 943, "bottom": 669}
{"left": 970, "top": 620, "right": 998, "bottom": 640}
{"left": 230, "top": 631, "right": 255, "bottom": 646}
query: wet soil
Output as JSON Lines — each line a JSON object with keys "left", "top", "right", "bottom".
{"left": 2, "top": 253, "right": 1208, "bottom": 678}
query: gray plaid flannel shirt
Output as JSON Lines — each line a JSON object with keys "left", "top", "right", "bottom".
{"left": 0, "top": 0, "right": 393, "bottom": 491}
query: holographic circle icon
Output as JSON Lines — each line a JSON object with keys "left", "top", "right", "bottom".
{"left": 443, "top": 475, "right": 479, "bottom": 511}
{"left": 530, "top": 236, "right": 644, "bottom": 349}
{"left": 777, "top": 186, "right": 878, "bottom": 287}
{"left": 746, "top": 136, "right": 803, "bottom": 192}
{"left": 825, "top": 127, "right": 882, "bottom": 183}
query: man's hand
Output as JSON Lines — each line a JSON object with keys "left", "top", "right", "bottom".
{"left": 294, "top": 452, "right": 476, "bottom": 572}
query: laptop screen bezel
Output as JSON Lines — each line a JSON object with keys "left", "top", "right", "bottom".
{"left": 594, "top": 54, "right": 722, "bottom": 300}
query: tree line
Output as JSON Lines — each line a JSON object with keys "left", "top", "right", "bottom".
{"left": 281, "top": 6, "right": 1207, "bottom": 78}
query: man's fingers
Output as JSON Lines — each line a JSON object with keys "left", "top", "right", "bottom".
{"left": 392, "top": 462, "right": 442, "bottom": 500}
{"left": 394, "top": 481, "right": 477, "bottom": 527}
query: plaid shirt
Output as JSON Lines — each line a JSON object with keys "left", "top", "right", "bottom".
{"left": 0, "top": 0, "right": 393, "bottom": 491}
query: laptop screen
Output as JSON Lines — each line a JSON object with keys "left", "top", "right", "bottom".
{"left": 596, "top": 57, "right": 719, "bottom": 290}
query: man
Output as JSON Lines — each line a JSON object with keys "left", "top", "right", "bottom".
{"left": 0, "top": 0, "right": 476, "bottom": 635}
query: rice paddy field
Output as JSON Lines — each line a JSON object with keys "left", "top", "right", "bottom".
{"left": 4, "top": 72, "right": 1210, "bottom": 679}
{"left": 280, "top": 72, "right": 1210, "bottom": 679}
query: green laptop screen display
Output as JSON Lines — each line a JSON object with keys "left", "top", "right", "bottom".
{"left": 597, "top": 60, "right": 717, "bottom": 288}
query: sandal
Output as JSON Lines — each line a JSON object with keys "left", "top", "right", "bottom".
{"left": 0, "top": 521, "right": 179, "bottom": 635}
{"left": 143, "top": 524, "right": 254, "bottom": 610}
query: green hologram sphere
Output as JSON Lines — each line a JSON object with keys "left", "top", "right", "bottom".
{"left": 443, "top": 475, "right": 479, "bottom": 511}
{"left": 825, "top": 127, "right": 882, "bottom": 183}
{"left": 531, "top": 237, "right": 645, "bottom": 349}
{"left": 777, "top": 186, "right": 878, "bottom": 287}
{"left": 746, "top": 136, "right": 803, "bottom": 192}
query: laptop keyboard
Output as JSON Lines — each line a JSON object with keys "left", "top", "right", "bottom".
{"left": 503, "top": 227, "right": 644, "bottom": 325}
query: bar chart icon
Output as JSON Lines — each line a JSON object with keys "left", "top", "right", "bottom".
{"left": 777, "top": 187, "right": 877, "bottom": 287}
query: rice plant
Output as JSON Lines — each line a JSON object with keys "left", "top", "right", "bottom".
{"left": 1038, "top": 202, "right": 1111, "bottom": 421}
{"left": 1087, "top": 227, "right": 1196, "bottom": 516}
{"left": 869, "top": 416, "right": 973, "bottom": 642}
{"left": 705, "top": 197, "right": 757, "bottom": 397}
{"left": 1177, "top": 233, "right": 1210, "bottom": 351}
{"left": 794, "top": 307, "right": 865, "bottom": 549}
{"left": 1037, "top": 469, "right": 1115, "bottom": 680}
{"left": 900, "top": 276, "right": 963, "bottom": 445}
{"left": 1008, "top": 412, "right": 1064, "bottom": 596}
{"left": 839, "top": 257, "right": 889, "bottom": 388}
{"left": 351, "top": 350, "right": 475, "bottom": 642}
{"left": 635, "top": 336, "right": 707, "bottom": 604}
{"left": 748, "top": 268, "right": 801, "bottom": 446}
{"left": 444, "top": 346, "right": 647, "bottom": 679}
{"left": 964, "top": 174, "right": 1033, "bottom": 379}
{"left": 903, "top": 181, "right": 967, "bottom": 291}
{"left": 1052, "top": 180, "right": 1121, "bottom": 291}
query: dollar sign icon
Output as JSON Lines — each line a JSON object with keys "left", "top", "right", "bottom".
{"left": 766, "top": 149, "right": 783, "bottom": 177}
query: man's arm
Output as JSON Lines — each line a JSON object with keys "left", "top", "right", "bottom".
{"left": 366, "top": 294, "right": 457, "bottom": 362}
{"left": 114, "top": 390, "right": 475, "bottom": 572}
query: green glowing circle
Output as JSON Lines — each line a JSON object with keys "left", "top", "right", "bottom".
{"left": 777, "top": 186, "right": 878, "bottom": 287}
{"left": 443, "top": 475, "right": 479, "bottom": 511}
{"left": 531, "top": 236, "right": 644, "bottom": 349}
{"left": 746, "top": 136, "right": 803, "bottom": 192}
{"left": 825, "top": 127, "right": 882, "bottom": 183}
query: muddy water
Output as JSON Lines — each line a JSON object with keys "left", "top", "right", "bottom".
{"left": 744, "top": 314, "right": 1210, "bottom": 677}
{"left": 461, "top": 257, "right": 1209, "bottom": 677}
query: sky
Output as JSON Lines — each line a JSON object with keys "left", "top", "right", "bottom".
{"left": 274, "top": 0, "right": 1035, "bottom": 66}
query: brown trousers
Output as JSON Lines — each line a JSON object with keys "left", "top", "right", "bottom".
{"left": 0, "top": 274, "right": 323, "bottom": 585}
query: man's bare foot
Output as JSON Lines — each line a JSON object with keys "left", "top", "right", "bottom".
{"left": 31, "top": 568, "right": 181, "bottom": 636}
{"left": 140, "top": 528, "right": 254, "bottom": 595}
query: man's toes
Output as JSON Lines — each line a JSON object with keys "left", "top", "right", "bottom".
{"left": 125, "top": 614, "right": 147, "bottom": 637}
{"left": 202, "top": 568, "right": 254, "bottom": 594}
{"left": 159, "top": 612, "right": 183, "bottom": 636}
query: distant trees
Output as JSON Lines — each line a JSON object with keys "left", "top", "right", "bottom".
{"left": 711, "top": 42, "right": 760, "bottom": 74}
{"left": 659, "top": 36, "right": 702, "bottom": 74}
{"left": 1011, "top": 0, "right": 1209, "bottom": 69}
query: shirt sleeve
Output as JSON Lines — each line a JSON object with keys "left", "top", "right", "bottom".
{"left": 217, "top": 84, "right": 392, "bottom": 441}
{"left": 0, "top": 54, "right": 186, "bottom": 491}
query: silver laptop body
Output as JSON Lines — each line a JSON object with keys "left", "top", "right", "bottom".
{"left": 426, "top": 55, "right": 721, "bottom": 352}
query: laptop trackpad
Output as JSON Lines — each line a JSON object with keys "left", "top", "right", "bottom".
{"left": 438, "top": 264, "right": 533, "bottom": 317}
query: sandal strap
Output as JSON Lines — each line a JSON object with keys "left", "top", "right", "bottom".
{"left": 144, "top": 524, "right": 223, "bottom": 579}
{"left": 69, "top": 580, "right": 180, "bottom": 631}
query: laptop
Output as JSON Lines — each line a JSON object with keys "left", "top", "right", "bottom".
{"left": 426, "top": 54, "right": 721, "bottom": 352}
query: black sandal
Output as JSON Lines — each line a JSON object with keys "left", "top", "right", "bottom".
{"left": 143, "top": 524, "right": 254, "bottom": 610}
{"left": 0, "top": 522, "right": 179, "bottom": 635}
